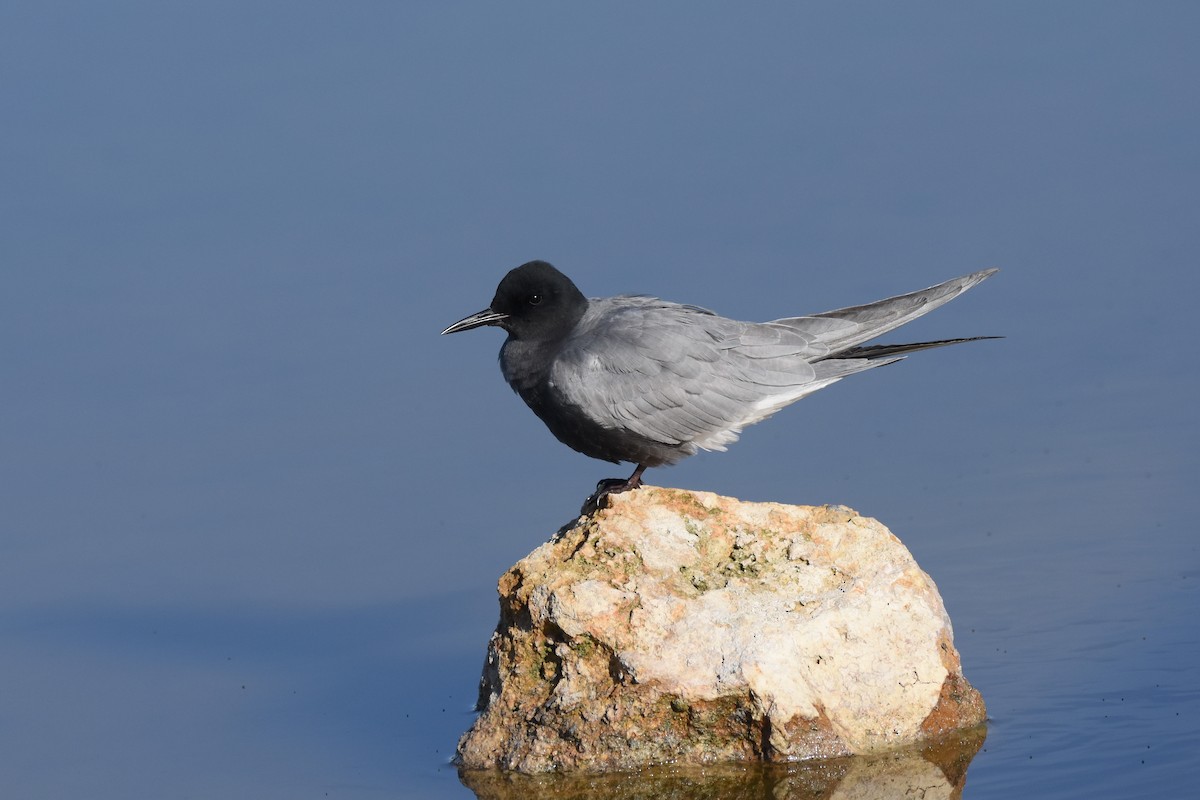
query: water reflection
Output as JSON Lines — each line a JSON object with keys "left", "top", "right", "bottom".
{"left": 460, "top": 726, "right": 985, "bottom": 800}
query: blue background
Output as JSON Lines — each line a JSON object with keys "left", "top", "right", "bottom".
{"left": 2, "top": 2, "right": 1196, "bottom": 797}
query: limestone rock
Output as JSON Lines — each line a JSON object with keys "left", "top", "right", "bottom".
{"left": 456, "top": 487, "right": 985, "bottom": 773}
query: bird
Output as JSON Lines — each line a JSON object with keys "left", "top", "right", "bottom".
{"left": 443, "top": 260, "right": 998, "bottom": 511}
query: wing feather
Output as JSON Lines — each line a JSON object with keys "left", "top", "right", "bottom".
{"left": 551, "top": 297, "right": 828, "bottom": 450}
{"left": 769, "top": 268, "right": 998, "bottom": 354}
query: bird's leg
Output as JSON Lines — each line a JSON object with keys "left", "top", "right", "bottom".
{"left": 580, "top": 464, "right": 648, "bottom": 515}
{"left": 622, "top": 463, "right": 646, "bottom": 490}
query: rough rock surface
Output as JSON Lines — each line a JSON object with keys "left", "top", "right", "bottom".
{"left": 456, "top": 487, "right": 985, "bottom": 773}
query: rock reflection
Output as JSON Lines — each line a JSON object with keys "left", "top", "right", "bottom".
{"left": 459, "top": 725, "right": 985, "bottom": 800}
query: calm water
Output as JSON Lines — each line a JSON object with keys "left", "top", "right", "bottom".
{"left": 3, "top": 408, "right": 1195, "bottom": 798}
{"left": 2, "top": 3, "right": 1197, "bottom": 797}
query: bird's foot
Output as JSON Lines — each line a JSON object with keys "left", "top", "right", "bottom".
{"left": 580, "top": 479, "right": 633, "bottom": 516}
{"left": 579, "top": 467, "right": 646, "bottom": 516}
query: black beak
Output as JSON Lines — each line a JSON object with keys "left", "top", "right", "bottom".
{"left": 441, "top": 308, "right": 509, "bottom": 335}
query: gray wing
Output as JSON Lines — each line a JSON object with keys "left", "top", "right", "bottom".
{"left": 768, "top": 268, "right": 999, "bottom": 354}
{"left": 550, "top": 297, "right": 863, "bottom": 454}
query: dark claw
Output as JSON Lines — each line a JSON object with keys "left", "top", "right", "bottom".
{"left": 580, "top": 469, "right": 646, "bottom": 515}
{"left": 579, "top": 464, "right": 648, "bottom": 516}
{"left": 580, "top": 479, "right": 624, "bottom": 516}
{"left": 594, "top": 478, "right": 630, "bottom": 494}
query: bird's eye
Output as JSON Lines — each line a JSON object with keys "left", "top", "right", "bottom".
{"left": 528, "top": 294, "right": 542, "bottom": 306}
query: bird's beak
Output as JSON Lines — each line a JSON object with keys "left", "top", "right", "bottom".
{"left": 441, "top": 308, "right": 509, "bottom": 335}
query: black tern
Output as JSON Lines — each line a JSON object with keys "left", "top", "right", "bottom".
{"left": 443, "top": 260, "right": 998, "bottom": 509}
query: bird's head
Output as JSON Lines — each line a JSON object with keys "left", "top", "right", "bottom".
{"left": 441, "top": 260, "right": 588, "bottom": 342}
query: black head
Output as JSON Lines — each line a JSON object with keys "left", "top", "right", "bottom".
{"left": 442, "top": 260, "right": 588, "bottom": 342}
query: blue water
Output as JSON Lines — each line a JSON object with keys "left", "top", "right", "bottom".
{"left": 2, "top": 3, "right": 1197, "bottom": 797}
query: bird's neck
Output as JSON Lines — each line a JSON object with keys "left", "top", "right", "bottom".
{"left": 500, "top": 336, "right": 560, "bottom": 399}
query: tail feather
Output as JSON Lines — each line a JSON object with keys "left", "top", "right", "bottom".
{"left": 832, "top": 335, "right": 1003, "bottom": 361}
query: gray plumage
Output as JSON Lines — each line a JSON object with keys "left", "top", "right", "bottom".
{"left": 443, "top": 260, "right": 998, "bottom": 500}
